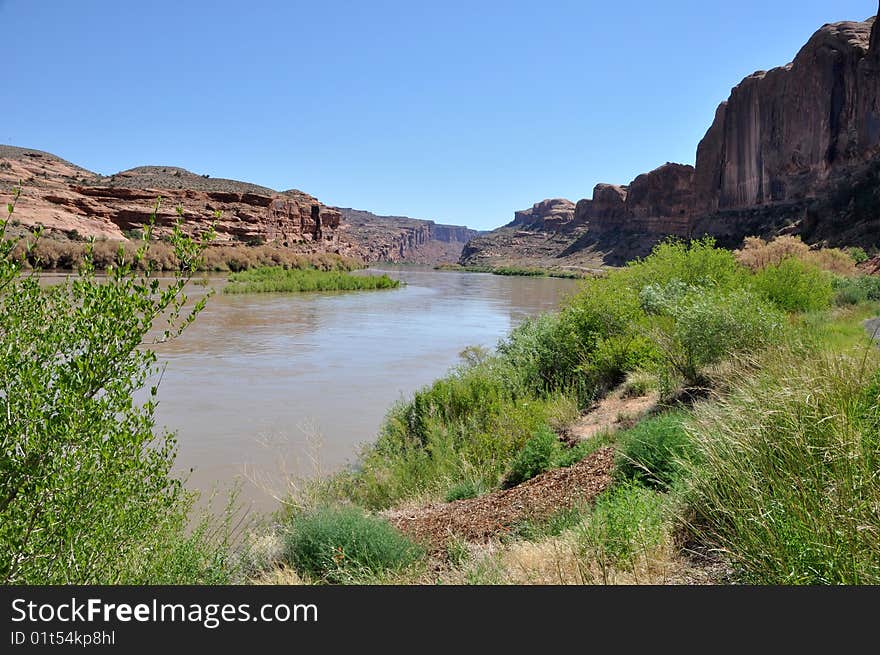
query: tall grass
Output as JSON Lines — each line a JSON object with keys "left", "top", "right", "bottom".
{"left": 678, "top": 347, "right": 880, "bottom": 584}
{"left": 224, "top": 267, "right": 400, "bottom": 293}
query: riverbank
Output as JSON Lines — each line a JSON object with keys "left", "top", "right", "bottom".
{"left": 238, "top": 236, "right": 880, "bottom": 585}
{"left": 435, "top": 263, "right": 593, "bottom": 279}
{"left": 11, "top": 234, "right": 362, "bottom": 273}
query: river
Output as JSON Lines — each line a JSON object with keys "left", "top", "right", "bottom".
{"left": 148, "top": 266, "right": 580, "bottom": 512}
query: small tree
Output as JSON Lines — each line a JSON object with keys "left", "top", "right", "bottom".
{"left": 0, "top": 190, "right": 216, "bottom": 583}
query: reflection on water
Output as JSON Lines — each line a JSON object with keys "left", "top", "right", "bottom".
{"left": 147, "top": 266, "right": 580, "bottom": 511}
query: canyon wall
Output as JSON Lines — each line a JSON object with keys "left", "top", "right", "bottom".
{"left": 338, "top": 207, "right": 481, "bottom": 263}
{"left": 462, "top": 8, "right": 880, "bottom": 268}
{"left": 0, "top": 147, "right": 479, "bottom": 264}
{"left": 0, "top": 147, "right": 350, "bottom": 253}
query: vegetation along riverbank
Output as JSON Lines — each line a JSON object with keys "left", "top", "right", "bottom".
{"left": 242, "top": 234, "right": 880, "bottom": 585}
{"left": 3, "top": 181, "right": 879, "bottom": 584}
{"left": 223, "top": 266, "right": 401, "bottom": 294}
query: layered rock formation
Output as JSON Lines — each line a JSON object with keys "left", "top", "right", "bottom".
{"left": 0, "top": 146, "right": 479, "bottom": 264}
{"left": 0, "top": 146, "right": 350, "bottom": 253}
{"left": 338, "top": 207, "right": 481, "bottom": 264}
{"left": 462, "top": 7, "right": 880, "bottom": 268}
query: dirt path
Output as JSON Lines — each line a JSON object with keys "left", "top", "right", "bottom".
{"left": 386, "top": 448, "right": 614, "bottom": 549}
{"left": 385, "top": 388, "right": 660, "bottom": 550}
{"left": 564, "top": 388, "right": 658, "bottom": 442}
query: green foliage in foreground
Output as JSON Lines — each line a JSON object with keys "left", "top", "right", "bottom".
{"left": 224, "top": 267, "right": 401, "bottom": 294}
{"left": 615, "top": 411, "right": 692, "bottom": 490}
{"left": 504, "top": 425, "right": 560, "bottom": 487}
{"left": 679, "top": 348, "right": 880, "bottom": 584}
{"left": 577, "top": 482, "right": 667, "bottom": 573}
{"left": 0, "top": 194, "right": 230, "bottom": 584}
{"left": 282, "top": 506, "right": 424, "bottom": 583}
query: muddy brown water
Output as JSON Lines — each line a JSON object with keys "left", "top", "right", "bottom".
{"left": 43, "top": 266, "right": 580, "bottom": 512}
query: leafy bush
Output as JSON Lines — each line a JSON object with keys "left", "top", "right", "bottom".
{"left": 615, "top": 411, "right": 692, "bottom": 490}
{"left": 750, "top": 257, "right": 833, "bottom": 312}
{"left": 504, "top": 425, "right": 560, "bottom": 487}
{"left": 282, "top": 506, "right": 424, "bottom": 583}
{"left": 679, "top": 350, "right": 880, "bottom": 584}
{"left": 847, "top": 246, "right": 869, "bottom": 264}
{"left": 650, "top": 286, "right": 783, "bottom": 384}
{"left": 622, "top": 236, "right": 745, "bottom": 291}
{"left": 0, "top": 195, "right": 222, "bottom": 583}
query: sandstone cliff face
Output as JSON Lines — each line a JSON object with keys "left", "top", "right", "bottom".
{"left": 510, "top": 198, "right": 577, "bottom": 230}
{"left": 694, "top": 18, "right": 879, "bottom": 212}
{"left": 462, "top": 8, "right": 880, "bottom": 268}
{"left": 337, "top": 207, "right": 480, "bottom": 264}
{"left": 0, "top": 147, "right": 349, "bottom": 253}
{"left": 0, "top": 147, "right": 481, "bottom": 264}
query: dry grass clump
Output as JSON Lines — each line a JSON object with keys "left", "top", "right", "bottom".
{"left": 736, "top": 235, "right": 857, "bottom": 275}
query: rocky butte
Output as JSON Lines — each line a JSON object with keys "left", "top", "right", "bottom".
{"left": 461, "top": 7, "right": 880, "bottom": 268}
{"left": 0, "top": 145, "right": 476, "bottom": 265}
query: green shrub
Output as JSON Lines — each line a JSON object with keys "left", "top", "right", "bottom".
{"left": 283, "top": 506, "right": 424, "bottom": 583}
{"left": 577, "top": 482, "right": 666, "bottom": 572}
{"left": 0, "top": 197, "right": 221, "bottom": 583}
{"left": 504, "top": 425, "right": 560, "bottom": 487}
{"left": 847, "top": 246, "right": 869, "bottom": 264}
{"left": 832, "top": 275, "right": 880, "bottom": 306}
{"left": 621, "top": 236, "right": 746, "bottom": 292}
{"left": 651, "top": 287, "right": 783, "bottom": 384}
{"left": 750, "top": 257, "right": 833, "bottom": 312}
{"left": 615, "top": 411, "right": 692, "bottom": 490}
{"left": 445, "top": 479, "right": 487, "bottom": 502}
{"left": 498, "top": 312, "right": 588, "bottom": 399}
{"left": 679, "top": 350, "right": 880, "bottom": 584}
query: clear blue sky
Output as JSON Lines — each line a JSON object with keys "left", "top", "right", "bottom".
{"left": 2, "top": 0, "right": 876, "bottom": 229}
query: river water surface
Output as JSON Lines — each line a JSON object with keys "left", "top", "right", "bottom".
{"left": 149, "top": 266, "right": 579, "bottom": 511}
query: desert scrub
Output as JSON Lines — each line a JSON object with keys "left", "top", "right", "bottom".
{"left": 833, "top": 275, "right": 880, "bottom": 306}
{"left": 577, "top": 481, "right": 667, "bottom": 577}
{"left": 678, "top": 349, "right": 880, "bottom": 584}
{"left": 644, "top": 286, "right": 784, "bottom": 385}
{"left": 282, "top": 506, "right": 424, "bottom": 583}
{"left": 615, "top": 410, "right": 693, "bottom": 490}
{"left": 504, "top": 425, "right": 560, "bottom": 487}
{"left": 750, "top": 257, "right": 834, "bottom": 312}
{"left": 224, "top": 266, "right": 400, "bottom": 293}
{"left": 736, "top": 235, "right": 857, "bottom": 276}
